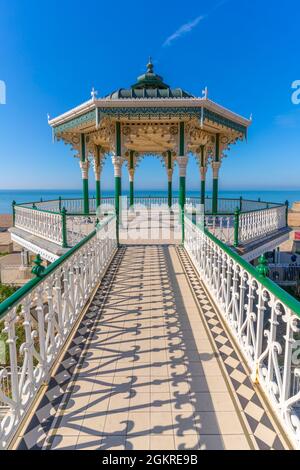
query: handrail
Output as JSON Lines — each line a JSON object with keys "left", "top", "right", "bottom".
{"left": 0, "top": 214, "right": 115, "bottom": 320}
{"left": 188, "top": 214, "right": 300, "bottom": 319}
{"left": 184, "top": 214, "right": 300, "bottom": 448}
{"left": 0, "top": 214, "right": 117, "bottom": 449}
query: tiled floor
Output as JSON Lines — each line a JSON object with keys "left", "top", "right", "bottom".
{"left": 16, "top": 245, "right": 290, "bottom": 450}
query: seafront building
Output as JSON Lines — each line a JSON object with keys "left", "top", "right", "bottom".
{"left": 0, "top": 62, "right": 299, "bottom": 450}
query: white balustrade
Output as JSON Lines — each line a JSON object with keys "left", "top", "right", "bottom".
{"left": 184, "top": 215, "right": 300, "bottom": 448}
{"left": 205, "top": 215, "right": 234, "bottom": 245}
{"left": 66, "top": 215, "right": 97, "bottom": 247}
{"left": 0, "top": 215, "right": 117, "bottom": 449}
{"left": 239, "top": 205, "right": 286, "bottom": 244}
{"left": 15, "top": 207, "right": 63, "bottom": 245}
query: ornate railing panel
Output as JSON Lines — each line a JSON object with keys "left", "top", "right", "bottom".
{"left": 66, "top": 215, "right": 98, "bottom": 247}
{"left": 15, "top": 206, "right": 63, "bottom": 245}
{"left": 184, "top": 215, "right": 300, "bottom": 448}
{"left": 204, "top": 215, "right": 234, "bottom": 245}
{"left": 239, "top": 206, "right": 287, "bottom": 244}
{"left": 0, "top": 215, "right": 117, "bottom": 449}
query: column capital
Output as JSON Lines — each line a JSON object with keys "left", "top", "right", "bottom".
{"left": 167, "top": 168, "right": 173, "bottom": 182}
{"left": 211, "top": 160, "right": 221, "bottom": 179}
{"left": 129, "top": 168, "right": 135, "bottom": 182}
{"left": 92, "top": 156, "right": 102, "bottom": 181}
{"left": 177, "top": 156, "right": 188, "bottom": 177}
{"left": 80, "top": 160, "right": 90, "bottom": 179}
{"left": 112, "top": 155, "right": 123, "bottom": 177}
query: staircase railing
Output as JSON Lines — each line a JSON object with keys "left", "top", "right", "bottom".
{"left": 184, "top": 214, "right": 300, "bottom": 448}
{"left": 0, "top": 214, "right": 117, "bottom": 449}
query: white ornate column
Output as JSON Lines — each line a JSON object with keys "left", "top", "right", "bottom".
{"left": 79, "top": 159, "right": 90, "bottom": 214}
{"left": 212, "top": 160, "right": 221, "bottom": 214}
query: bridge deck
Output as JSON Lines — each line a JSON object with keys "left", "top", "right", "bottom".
{"left": 15, "top": 245, "right": 290, "bottom": 450}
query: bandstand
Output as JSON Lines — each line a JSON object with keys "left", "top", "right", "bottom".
{"left": 49, "top": 59, "right": 250, "bottom": 222}
{"left": 2, "top": 62, "right": 300, "bottom": 452}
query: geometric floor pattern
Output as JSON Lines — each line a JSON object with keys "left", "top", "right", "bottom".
{"left": 177, "top": 247, "right": 291, "bottom": 450}
{"left": 15, "top": 245, "right": 291, "bottom": 450}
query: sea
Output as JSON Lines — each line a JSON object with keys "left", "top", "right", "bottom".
{"left": 0, "top": 189, "right": 299, "bottom": 214}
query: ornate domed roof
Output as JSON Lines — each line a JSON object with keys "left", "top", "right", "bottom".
{"left": 106, "top": 59, "right": 194, "bottom": 100}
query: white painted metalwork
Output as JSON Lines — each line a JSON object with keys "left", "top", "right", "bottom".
{"left": 9, "top": 233, "right": 59, "bottom": 263}
{"left": 0, "top": 215, "right": 117, "bottom": 449}
{"left": 66, "top": 215, "right": 97, "bottom": 246}
{"left": 204, "top": 215, "right": 234, "bottom": 245}
{"left": 15, "top": 206, "right": 63, "bottom": 245}
{"left": 184, "top": 215, "right": 300, "bottom": 448}
{"left": 239, "top": 206, "right": 287, "bottom": 244}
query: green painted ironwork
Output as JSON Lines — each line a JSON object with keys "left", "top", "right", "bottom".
{"left": 215, "top": 133, "right": 220, "bottom": 162}
{"left": 80, "top": 133, "right": 89, "bottom": 214}
{"left": 201, "top": 180, "right": 205, "bottom": 205}
{"left": 130, "top": 181, "right": 134, "bottom": 207}
{"left": 115, "top": 176, "right": 121, "bottom": 245}
{"left": 96, "top": 107, "right": 247, "bottom": 135}
{"left": 96, "top": 180, "right": 101, "bottom": 208}
{"left": 80, "top": 133, "right": 86, "bottom": 162}
{"left": 83, "top": 178, "right": 89, "bottom": 214}
{"left": 212, "top": 178, "right": 218, "bottom": 214}
{"left": 256, "top": 254, "right": 269, "bottom": 277}
{"left": 285, "top": 200, "right": 289, "bottom": 226}
{"left": 53, "top": 110, "right": 96, "bottom": 135}
{"left": 192, "top": 218, "right": 300, "bottom": 317}
{"left": 179, "top": 176, "right": 186, "bottom": 243}
{"left": 234, "top": 207, "right": 240, "bottom": 247}
{"left": 116, "top": 122, "right": 121, "bottom": 156}
{"left": 0, "top": 215, "right": 116, "bottom": 319}
{"left": 179, "top": 122, "right": 185, "bottom": 156}
{"left": 12, "top": 200, "right": 16, "bottom": 225}
{"left": 61, "top": 207, "right": 68, "bottom": 248}
{"left": 31, "top": 254, "right": 46, "bottom": 278}
{"left": 168, "top": 181, "right": 172, "bottom": 208}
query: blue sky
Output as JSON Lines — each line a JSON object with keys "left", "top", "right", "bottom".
{"left": 0, "top": 0, "right": 299, "bottom": 192}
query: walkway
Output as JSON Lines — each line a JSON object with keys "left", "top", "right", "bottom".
{"left": 15, "top": 245, "right": 291, "bottom": 450}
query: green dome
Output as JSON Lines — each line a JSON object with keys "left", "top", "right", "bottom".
{"left": 106, "top": 59, "right": 194, "bottom": 100}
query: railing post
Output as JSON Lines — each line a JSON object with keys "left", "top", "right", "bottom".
{"left": 61, "top": 207, "right": 68, "bottom": 248}
{"left": 239, "top": 196, "right": 243, "bottom": 211}
{"left": 31, "top": 254, "right": 46, "bottom": 278}
{"left": 285, "top": 200, "right": 289, "bottom": 227}
{"left": 59, "top": 196, "right": 62, "bottom": 212}
{"left": 256, "top": 254, "right": 269, "bottom": 277}
{"left": 234, "top": 207, "right": 240, "bottom": 247}
{"left": 12, "top": 200, "right": 16, "bottom": 225}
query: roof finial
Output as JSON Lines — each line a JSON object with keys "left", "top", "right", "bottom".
{"left": 91, "top": 87, "right": 98, "bottom": 100}
{"left": 202, "top": 86, "right": 208, "bottom": 99}
{"left": 147, "top": 57, "right": 154, "bottom": 73}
